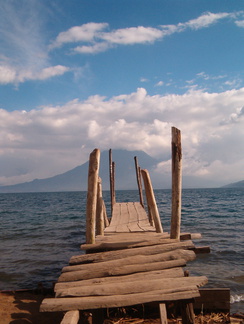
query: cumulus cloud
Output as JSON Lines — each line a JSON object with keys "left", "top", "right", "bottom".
{"left": 50, "top": 11, "right": 244, "bottom": 54}
{"left": 0, "top": 64, "right": 70, "bottom": 85}
{"left": 0, "top": 87, "right": 243, "bottom": 187}
{"left": 49, "top": 22, "right": 108, "bottom": 49}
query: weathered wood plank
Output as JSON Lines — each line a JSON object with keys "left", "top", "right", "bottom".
{"left": 41, "top": 288, "right": 200, "bottom": 312}
{"left": 56, "top": 276, "right": 208, "bottom": 298}
{"left": 70, "top": 241, "right": 195, "bottom": 265}
{"left": 81, "top": 237, "right": 195, "bottom": 252}
{"left": 64, "top": 249, "right": 195, "bottom": 273}
{"left": 60, "top": 310, "right": 79, "bottom": 324}
{"left": 104, "top": 202, "right": 155, "bottom": 233}
{"left": 159, "top": 303, "right": 168, "bottom": 324}
{"left": 96, "top": 232, "right": 202, "bottom": 242}
{"left": 58, "top": 258, "right": 188, "bottom": 282}
{"left": 54, "top": 268, "right": 185, "bottom": 292}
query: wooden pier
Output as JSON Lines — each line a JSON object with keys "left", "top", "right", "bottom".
{"left": 40, "top": 127, "right": 209, "bottom": 324}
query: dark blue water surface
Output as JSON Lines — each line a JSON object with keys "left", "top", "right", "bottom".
{"left": 0, "top": 188, "right": 243, "bottom": 312}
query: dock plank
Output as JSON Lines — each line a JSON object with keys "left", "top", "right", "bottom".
{"left": 40, "top": 288, "right": 201, "bottom": 312}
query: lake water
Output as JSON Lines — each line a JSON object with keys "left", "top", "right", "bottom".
{"left": 0, "top": 188, "right": 243, "bottom": 313}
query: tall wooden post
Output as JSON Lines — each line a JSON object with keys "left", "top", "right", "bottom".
{"left": 86, "top": 148, "right": 100, "bottom": 244}
{"left": 171, "top": 127, "right": 182, "bottom": 239}
{"left": 141, "top": 169, "right": 163, "bottom": 233}
{"left": 109, "top": 149, "right": 116, "bottom": 215}
{"left": 134, "top": 156, "right": 144, "bottom": 207}
{"left": 96, "top": 177, "right": 104, "bottom": 236}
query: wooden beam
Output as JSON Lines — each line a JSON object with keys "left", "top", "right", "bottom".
{"left": 159, "top": 303, "right": 168, "bottom": 324}
{"left": 171, "top": 127, "right": 182, "bottom": 239}
{"left": 58, "top": 258, "right": 188, "bottom": 282}
{"left": 60, "top": 310, "right": 79, "bottom": 324}
{"left": 134, "top": 156, "right": 144, "bottom": 207}
{"left": 141, "top": 169, "right": 163, "bottom": 232}
{"left": 55, "top": 268, "right": 185, "bottom": 292}
{"left": 80, "top": 238, "right": 194, "bottom": 253}
{"left": 40, "top": 288, "right": 200, "bottom": 312}
{"left": 56, "top": 276, "right": 207, "bottom": 298}
{"left": 96, "top": 177, "right": 104, "bottom": 236}
{"left": 86, "top": 149, "right": 100, "bottom": 244}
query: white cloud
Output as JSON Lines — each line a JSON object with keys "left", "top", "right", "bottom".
{"left": 235, "top": 20, "right": 244, "bottom": 27}
{"left": 50, "top": 11, "right": 243, "bottom": 54}
{"left": 74, "top": 42, "right": 110, "bottom": 54}
{"left": 0, "top": 87, "right": 243, "bottom": 187}
{"left": 0, "top": 64, "right": 70, "bottom": 84}
{"left": 49, "top": 23, "right": 108, "bottom": 49}
{"left": 182, "top": 12, "right": 230, "bottom": 30}
{"left": 0, "top": 65, "right": 16, "bottom": 84}
{"left": 100, "top": 26, "right": 163, "bottom": 44}
{"left": 155, "top": 81, "right": 164, "bottom": 87}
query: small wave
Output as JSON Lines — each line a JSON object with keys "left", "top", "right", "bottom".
{"left": 230, "top": 294, "right": 244, "bottom": 304}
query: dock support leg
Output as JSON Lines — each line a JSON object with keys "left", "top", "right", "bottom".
{"left": 180, "top": 299, "right": 195, "bottom": 324}
{"left": 159, "top": 303, "right": 168, "bottom": 324}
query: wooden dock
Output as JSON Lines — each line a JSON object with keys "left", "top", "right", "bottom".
{"left": 40, "top": 127, "right": 210, "bottom": 324}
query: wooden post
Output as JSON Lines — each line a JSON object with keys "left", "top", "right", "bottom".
{"left": 109, "top": 149, "right": 116, "bottom": 215}
{"left": 134, "top": 156, "right": 144, "bottom": 207}
{"left": 96, "top": 177, "right": 104, "bottom": 236}
{"left": 141, "top": 169, "right": 163, "bottom": 232}
{"left": 61, "top": 310, "right": 79, "bottom": 324}
{"left": 112, "top": 161, "right": 116, "bottom": 204}
{"left": 86, "top": 148, "right": 100, "bottom": 244}
{"left": 159, "top": 303, "right": 168, "bottom": 324}
{"left": 171, "top": 127, "right": 182, "bottom": 240}
{"left": 103, "top": 200, "right": 110, "bottom": 227}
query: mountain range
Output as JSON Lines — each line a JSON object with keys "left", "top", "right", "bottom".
{"left": 0, "top": 150, "right": 159, "bottom": 193}
{"left": 0, "top": 149, "right": 243, "bottom": 193}
{"left": 221, "top": 180, "right": 244, "bottom": 188}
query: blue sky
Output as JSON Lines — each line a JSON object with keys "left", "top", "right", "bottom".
{"left": 0, "top": 0, "right": 243, "bottom": 188}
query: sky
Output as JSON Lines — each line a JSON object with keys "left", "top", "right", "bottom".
{"left": 0, "top": 0, "right": 243, "bottom": 188}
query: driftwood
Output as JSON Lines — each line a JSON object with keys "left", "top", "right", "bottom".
{"left": 54, "top": 268, "right": 185, "bottom": 292}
